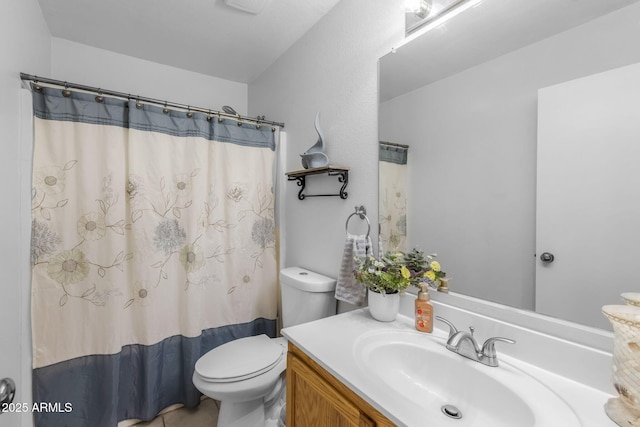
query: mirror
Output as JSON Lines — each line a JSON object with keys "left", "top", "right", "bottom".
{"left": 379, "top": 0, "right": 640, "bottom": 330}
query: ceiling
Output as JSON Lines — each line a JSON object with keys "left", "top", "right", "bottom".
{"left": 36, "top": 0, "right": 342, "bottom": 84}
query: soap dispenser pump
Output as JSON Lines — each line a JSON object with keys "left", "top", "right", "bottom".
{"left": 415, "top": 283, "right": 433, "bottom": 333}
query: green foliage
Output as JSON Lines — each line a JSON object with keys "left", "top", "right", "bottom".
{"left": 354, "top": 251, "right": 411, "bottom": 295}
{"left": 354, "top": 248, "right": 447, "bottom": 294}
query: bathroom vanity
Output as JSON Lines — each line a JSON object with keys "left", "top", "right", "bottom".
{"left": 282, "top": 295, "right": 617, "bottom": 427}
{"left": 286, "top": 342, "right": 393, "bottom": 426}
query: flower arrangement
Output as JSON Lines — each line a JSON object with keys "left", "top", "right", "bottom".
{"left": 354, "top": 252, "right": 411, "bottom": 295}
{"left": 403, "top": 248, "right": 446, "bottom": 287}
{"left": 354, "top": 249, "right": 446, "bottom": 295}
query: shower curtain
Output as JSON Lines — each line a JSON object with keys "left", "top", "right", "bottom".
{"left": 378, "top": 142, "right": 408, "bottom": 253}
{"left": 29, "top": 86, "right": 278, "bottom": 426}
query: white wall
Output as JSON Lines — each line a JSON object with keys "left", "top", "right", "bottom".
{"left": 0, "top": 1, "right": 51, "bottom": 426}
{"left": 379, "top": 3, "right": 640, "bottom": 310}
{"left": 51, "top": 38, "right": 248, "bottom": 115}
{"left": 249, "top": 1, "right": 405, "bottom": 310}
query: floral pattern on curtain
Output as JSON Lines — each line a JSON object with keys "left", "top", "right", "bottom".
{"left": 378, "top": 142, "right": 408, "bottom": 253}
{"left": 30, "top": 86, "right": 278, "bottom": 426}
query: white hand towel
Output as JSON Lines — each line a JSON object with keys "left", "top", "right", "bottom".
{"left": 335, "top": 233, "right": 372, "bottom": 306}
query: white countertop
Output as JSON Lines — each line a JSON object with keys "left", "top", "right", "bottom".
{"left": 281, "top": 308, "right": 617, "bottom": 427}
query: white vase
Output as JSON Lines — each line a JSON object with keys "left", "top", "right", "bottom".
{"left": 367, "top": 289, "right": 400, "bottom": 322}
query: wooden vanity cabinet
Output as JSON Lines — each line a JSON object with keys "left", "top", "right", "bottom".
{"left": 286, "top": 342, "right": 395, "bottom": 427}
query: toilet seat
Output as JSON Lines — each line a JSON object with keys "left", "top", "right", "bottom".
{"left": 195, "top": 334, "right": 285, "bottom": 383}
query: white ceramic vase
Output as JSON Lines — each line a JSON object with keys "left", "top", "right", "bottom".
{"left": 367, "top": 289, "right": 400, "bottom": 322}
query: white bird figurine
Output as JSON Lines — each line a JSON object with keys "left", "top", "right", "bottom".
{"left": 300, "top": 112, "right": 329, "bottom": 169}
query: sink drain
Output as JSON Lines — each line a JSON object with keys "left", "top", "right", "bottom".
{"left": 441, "top": 404, "right": 462, "bottom": 419}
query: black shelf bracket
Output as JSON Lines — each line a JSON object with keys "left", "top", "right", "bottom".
{"left": 286, "top": 166, "right": 349, "bottom": 200}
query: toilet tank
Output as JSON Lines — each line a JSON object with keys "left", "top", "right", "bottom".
{"left": 280, "top": 267, "right": 336, "bottom": 328}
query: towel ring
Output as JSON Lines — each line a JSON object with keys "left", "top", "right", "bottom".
{"left": 345, "top": 205, "right": 371, "bottom": 239}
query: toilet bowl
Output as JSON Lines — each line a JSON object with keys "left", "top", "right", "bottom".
{"left": 192, "top": 335, "right": 287, "bottom": 427}
{"left": 192, "top": 267, "right": 336, "bottom": 427}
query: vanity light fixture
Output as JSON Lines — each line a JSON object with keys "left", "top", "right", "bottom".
{"left": 406, "top": 0, "right": 483, "bottom": 35}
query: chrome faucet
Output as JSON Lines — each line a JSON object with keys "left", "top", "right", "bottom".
{"left": 435, "top": 316, "right": 515, "bottom": 367}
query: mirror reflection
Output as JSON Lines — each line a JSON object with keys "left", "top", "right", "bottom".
{"left": 379, "top": 0, "right": 640, "bottom": 330}
{"left": 378, "top": 141, "right": 409, "bottom": 252}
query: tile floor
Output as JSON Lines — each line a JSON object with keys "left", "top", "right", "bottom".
{"left": 134, "top": 398, "right": 219, "bottom": 427}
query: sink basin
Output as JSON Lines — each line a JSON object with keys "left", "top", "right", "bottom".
{"left": 354, "top": 329, "right": 581, "bottom": 426}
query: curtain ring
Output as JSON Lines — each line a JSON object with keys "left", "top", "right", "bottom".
{"left": 186, "top": 107, "right": 193, "bottom": 118}
{"left": 62, "top": 82, "right": 71, "bottom": 97}
{"left": 217, "top": 112, "right": 223, "bottom": 123}
{"left": 135, "top": 97, "right": 143, "bottom": 109}
{"left": 206, "top": 110, "right": 212, "bottom": 122}
{"left": 95, "top": 89, "right": 104, "bottom": 103}
{"left": 271, "top": 127, "right": 276, "bottom": 132}
{"left": 33, "top": 77, "right": 42, "bottom": 92}
{"left": 163, "top": 102, "right": 170, "bottom": 114}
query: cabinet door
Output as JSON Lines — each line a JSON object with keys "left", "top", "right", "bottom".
{"left": 288, "top": 353, "right": 373, "bottom": 427}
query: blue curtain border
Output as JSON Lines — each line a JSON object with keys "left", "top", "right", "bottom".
{"left": 32, "top": 318, "right": 277, "bottom": 427}
{"left": 32, "top": 86, "right": 275, "bottom": 151}
{"left": 379, "top": 142, "right": 408, "bottom": 165}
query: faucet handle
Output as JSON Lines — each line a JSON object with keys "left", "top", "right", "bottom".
{"left": 435, "top": 316, "right": 458, "bottom": 339}
{"left": 481, "top": 337, "right": 516, "bottom": 358}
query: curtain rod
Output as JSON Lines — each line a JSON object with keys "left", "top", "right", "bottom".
{"left": 20, "top": 72, "right": 285, "bottom": 129}
{"left": 379, "top": 141, "right": 409, "bottom": 149}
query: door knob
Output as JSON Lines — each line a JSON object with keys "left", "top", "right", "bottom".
{"left": 540, "top": 252, "right": 555, "bottom": 263}
{"left": 0, "top": 378, "right": 16, "bottom": 406}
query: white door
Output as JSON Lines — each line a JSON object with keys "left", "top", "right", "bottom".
{"left": 0, "top": 89, "right": 34, "bottom": 427}
{"left": 536, "top": 62, "right": 640, "bottom": 330}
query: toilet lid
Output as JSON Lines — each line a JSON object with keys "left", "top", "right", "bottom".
{"left": 195, "top": 334, "right": 285, "bottom": 383}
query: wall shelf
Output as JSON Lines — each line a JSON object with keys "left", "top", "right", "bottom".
{"left": 286, "top": 165, "right": 349, "bottom": 200}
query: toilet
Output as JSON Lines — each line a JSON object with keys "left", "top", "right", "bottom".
{"left": 192, "top": 267, "right": 337, "bottom": 427}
